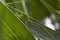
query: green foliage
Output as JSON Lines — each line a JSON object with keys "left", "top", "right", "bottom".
{"left": 0, "top": 1, "right": 35, "bottom": 40}
{"left": 0, "top": 0, "right": 60, "bottom": 40}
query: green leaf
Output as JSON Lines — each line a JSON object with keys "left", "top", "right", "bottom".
{"left": 7, "top": 0, "right": 60, "bottom": 40}
{"left": 1, "top": 0, "right": 60, "bottom": 40}
{"left": 12, "top": 0, "right": 24, "bottom": 12}
{"left": 0, "top": 1, "right": 35, "bottom": 40}
{"left": 6, "top": 0, "right": 25, "bottom": 12}
{"left": 45, "top": 0, "right": 60, "bottom": 11}
{"left": 5, "top": 0, "right": 16, "bottom": 12}
{"left": 30, "top": 0, "right": 51, "bottom": 20}
{"left": 27, "top": 18, "right": 60, "bottom": 40}
{"left": 39, "top": 0, "right": 60, "bottom": 18}
{"left": 45, "top": 0, "right": 58, "bottom": 10}
{"left": 39, "top": 0, "right": 60, "bottom": 32}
